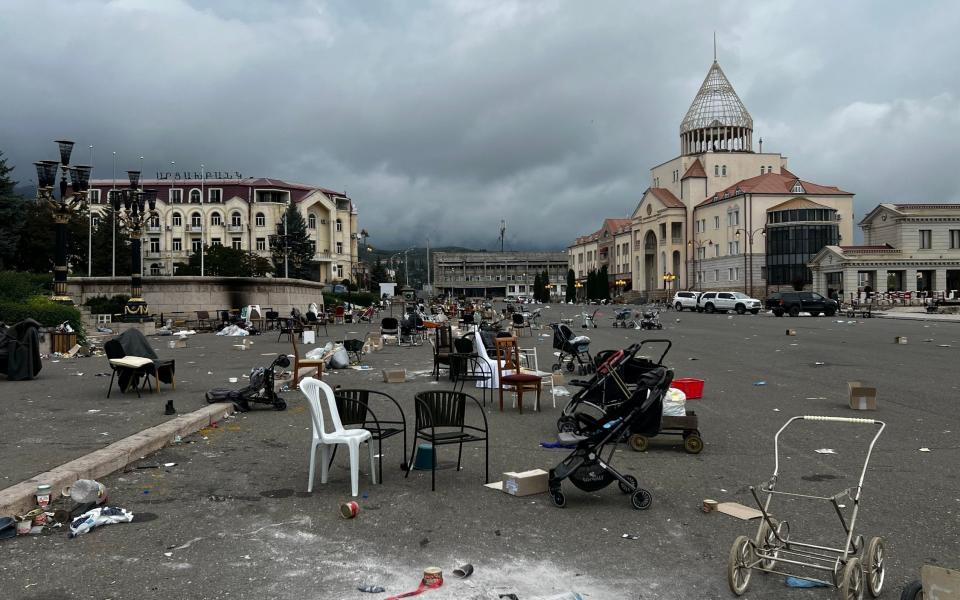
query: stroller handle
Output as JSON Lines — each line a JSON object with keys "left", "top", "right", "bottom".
{"left": 802, "top": 415, "right": 878, "bottom": 425}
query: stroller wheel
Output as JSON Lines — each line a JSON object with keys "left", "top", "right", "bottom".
{"left": 557, "top": 417, "right": 578, "bottom": 434}
{"left": 552, "top": 492, "right": 566, "bottom": 508}
{"left": 683, "top": 434, "right": 704, "bottom": 454}
{"left": 628, "top": 434, "right": 649, "bottom": 452}
{"left": 274, "top": 399, "right": 287, "bottom": 411}
{"left": 551, "top": 363, "right": 560, "bottom": 372}
{"left": 630, "top": 488, "right": 653, "bottom": 510}
{"left": 618, "top": 474, "right": 638, "bottom": 494}
{"left": 566, "top": 362, "right": 575, "bottom": 373}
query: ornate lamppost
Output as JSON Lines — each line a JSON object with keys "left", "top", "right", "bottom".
{"left": 110, "top": 170, "right": 158, "bottom": 320}
{"left": 34, "top": 140, "right": 92, "bottom": 304}
{"left": 687, "top": 239, "right": 713, "bottom": 291}
{"left": 735, "top": 227, "right": 766, "bottom": 296}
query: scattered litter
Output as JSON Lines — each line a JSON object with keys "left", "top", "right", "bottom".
{"left": 773, "top": 408, "right": 780, "bottom": 412}
{"left": 919, "top": 447, "right": 932, "bottom": 452}
{"left": 68, "top": 506, "right": 134, "bottom": 537}
{"left": 814, "top": 448, "right": 837, "bottom": 454}
{"left": 938, "top": 344, "right": 952, "bottom": 348}
{"left": 814, "top": 362, "right": 825, "bottom": 366}
{"left": 805, "top": 397, "right": 827, "bottom": 400}
{"left": 136, "top": 462, "right": 177, "bottom": 469}
{"left": 716, "top": 502, "right": 763, "bottom": 520}
{"left": 71, "top": 372, "right": 84, "bottom": 376}
{"left": 452, "top": 564, "right": 474, "bottom": 579}
{"left": 358, "top": 585, "right": 386, "bottom": 593}
{"left": 163, "top": 552, "right": 173, "bottom": 557}
{"left": 621, "top": 533, "right": 639, "bottom": 540}
{"left": 87, "top": 409, "right": 101, "bottom": 413}
{"left": 551, "top": 386, "right": 570, "bottom": 397}
{"left": 753, "top": 381, "right": 767, "bottom": 386}
{"left": 785, "top": 576, "right": 828, "bottom": 588}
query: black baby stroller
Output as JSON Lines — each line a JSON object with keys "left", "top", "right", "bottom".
{"left": 639, "top": 308, "right": 663, "bottom": 330}
{"left": 548, "top": 365, "right": 672, "bottom": 510}
{"left": 550, "top": 322, "right": 594, "bottom": 375}
{"left": 206, "top": 354, "right": 290, "bottom": 411}
{"left": 556, "top": 340, "right": 671, "bottom": 435}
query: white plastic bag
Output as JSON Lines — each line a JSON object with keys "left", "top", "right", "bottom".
{"left": 662, "top": 387, "right": 687, "bottom": 417}
{"left": 69, "top": 506, "right": 134, "bottom": 538}
{"left": 328, "top": 345, "right": 349, "bottom": 369}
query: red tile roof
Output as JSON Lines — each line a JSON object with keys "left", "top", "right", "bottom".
{"left": 648, "top": 188, "right": 686, "bottom": 208}
{"left": 696, "top": 171, "right": 852, "bottom": 207}
{"left": 681, "top": 159, "right": 706, "bottom": 179}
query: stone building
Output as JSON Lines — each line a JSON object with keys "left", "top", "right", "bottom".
{"left": 809, "top": 204, "right": 960, "bottom": 300}
{"left": 569, "top": 57, "right": 856, "bottom": 298}
{"left": 87, "top": 176, "right": 358, "bottom": 283}
{"left": 432, "top": 251, "right": 569, "bottom": 299}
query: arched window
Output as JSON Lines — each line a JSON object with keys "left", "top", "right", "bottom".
{"left": 714, "top": 165, "right": 719, "bottom": 176}
{"left": 210, "top": 212, "right": 222, "bottom": 226}
{"left": 255, "top": 212, "right": 265, "bottom": 227}
{"left": 335, "top": 218, "right": 342, "bottom": 232}
{"left": 171, "top": 212, "right": 182, "bottom": 227}
{"left": 189, "top": 189, "right": 201, "bottom": 203}
{"left": 191, "top": 212, "right": 202, "bottom": 227}
{"left": 150, "top": 263, "right": 162, "bottom": 276}
{"left": 308, "top": 214, "right": 316, "bottom": 229}
{"left": 149, "top": 215, "right": 160, "bottom": 228}
{"left": 721, "top": 165, "right": 727, "bottom": 176}
{"left": 231, "top": 211, "right": 242, "bottom": 226}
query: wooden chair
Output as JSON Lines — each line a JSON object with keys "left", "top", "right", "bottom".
{"left": 277, "top": 317, "right": 304, "bottom": 343}
{"left": 193, "top": 310, "right": 213, "bottom": 332}
{"left": 431, "top": 324, "right": 454, "bottom": 380}
{"left": 493, "top": 336, "right": 541, "bottom": 414}
{"left": 291, "top": 336, "right": 324, "bottom": 389}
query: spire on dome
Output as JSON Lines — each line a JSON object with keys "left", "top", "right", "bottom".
{"left": 679, "top": 60, "right": 754, "bottom": 155}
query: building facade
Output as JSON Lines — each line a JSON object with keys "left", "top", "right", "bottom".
{"left": 88, "top": 177, "right": 359, "bottom": 282}
{"left": 569, "top": 58, "right": 856, "bottom": 298}
{"left": 432, "top": 251, "right": 569, "bottom": 299}
{"left": 809, "top": 204, "right": 960, "bottom": 300}
{"left": 567, "top": 219, "right": 631, "bottom": 288}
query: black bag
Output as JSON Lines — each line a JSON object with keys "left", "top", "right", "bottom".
{"left": 206, "top": 388, "right": 250, "bottom": 411}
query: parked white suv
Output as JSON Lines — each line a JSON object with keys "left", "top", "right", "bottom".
{"left": 696, "top": 291, "right": 762, "bottom": 314}
{"left": 672, "top": 291, "right": 702, "bottom": 311}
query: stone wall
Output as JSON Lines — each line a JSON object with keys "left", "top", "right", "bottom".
{"left": 66, "top": 276, "right": 325, "bottom": 317}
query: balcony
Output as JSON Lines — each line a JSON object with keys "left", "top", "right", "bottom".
{"left": 187, "top": 225, "right": 203, "bottom": 233}
{"left": 146, "top": 225, "right": 162, "bottom": 233}
{"left": 227, "top": 224, "right": 244, "bottom": 233}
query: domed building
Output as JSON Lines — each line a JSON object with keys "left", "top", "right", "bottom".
{"left": 570, "top": 57, "right": 855, "bottom": 298}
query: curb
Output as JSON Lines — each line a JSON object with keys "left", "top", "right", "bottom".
{"left": 875, "top": 313, "right": 960, "bottom": 323}
{"left": 0, "top": 403, "right": 235, "bottom": 517}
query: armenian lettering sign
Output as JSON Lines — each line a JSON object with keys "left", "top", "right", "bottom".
{"left": 156, "top": 171, "right": 243, "bottom": 181}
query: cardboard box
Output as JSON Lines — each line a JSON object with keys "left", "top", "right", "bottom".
{"left": 501, "top": 469, "right": 549, "bottom": 496}
{"left": 301, "top": 330, "right": 316, "bottom": 345}
{"left": 895, "top": 336, "right": 908, "bottom": 344}
{"left": 785, "top": 329, "right": 796, "bottom": 336}
{"left": 382, "top": 368, "right": 406, "bottom": 383}
{"left": 848, "top": 381, "right": 878, "bottom": 410}
{"left": 169, "top": 338, "right": 187, "bottom": 349}
{"left": 551, "top": 372, "right": 565, "bottom": 386}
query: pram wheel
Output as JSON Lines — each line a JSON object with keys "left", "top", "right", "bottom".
{"left": 899, "top": 580, "right": 922, "bottom": 600}
{"left": 551, "top": 363, "right": 560, "bottom": 372}
{"left": 683, "top": 432, "right": 704, "bottom": 454}
{"left": 839, "top": 557, "right": 865, "bottom": 600}
{"left": 864, "top": 536, "right": 885, "bottom": 597}
{"left": 551, "top": 492, "right": 566, "bottom": 508}
{"left": 727, "top": 536, "right": 753, "bottom": 595}
{"left": 274, "top": 399, "right": 287, "bottom": 411}
{"left": 566, "top": 362, "right": 575, "bottom": 373}
{"left": 557, "top": 417, "right": 578, "bottom": 434}
{"left": 630, "top": 488, "right": 652, "bottom": 510}
{"left": 618, "top": 474, "right": 637, "bottom": 494}
{"left": 756, "top": 518, "right": 784, "bottom": 569}
{"left": 628, "top": 434, "right": 649, "bottom": 452}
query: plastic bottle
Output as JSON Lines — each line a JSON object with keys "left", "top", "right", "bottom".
{"left": 69, "top": 479, "right": 106, "bottom": 505}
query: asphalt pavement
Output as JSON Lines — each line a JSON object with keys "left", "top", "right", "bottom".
{"left": 1, "top": 304, "right": 958, "bottom": 599}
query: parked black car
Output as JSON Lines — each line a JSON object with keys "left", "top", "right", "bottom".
{"left": 766, "top": 291, "right": 839, "bottom": 317}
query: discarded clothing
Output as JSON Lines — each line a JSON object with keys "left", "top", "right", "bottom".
{"left": 69, "top": 506, "right": 134, "bottom": 538}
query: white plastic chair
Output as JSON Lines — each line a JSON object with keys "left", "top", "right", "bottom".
{"left": 300, "top": 377, "right": 376, "bottom": 497}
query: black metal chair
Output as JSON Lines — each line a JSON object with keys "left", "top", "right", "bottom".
{"left": 277, "top": 317, "right": 303, "bottom": 343}
{"left": 305, "top": 310, "right": 328, "bottom": 336}
{"left": 511, "top": 312, "right": 531, "bottom": 337}
{"left": 343, "top": 339, "right": 364, "bottom": 363}
{"left": 380, "top": 317, "right": 399, "bottom": 344}
{"left": 104, "top": 339, "right": 154, "bottom": 398}
{"left": 333, "top": 389, "right": 407, "bottom": 483}
{"left": 264, "top": 310, "right": 281, "bottom": 331}
{"left": 406, "top": 390, "right": 488, "bottom": 491}
{"left": 449, "top": 335, "right": 491, "bottom": 405}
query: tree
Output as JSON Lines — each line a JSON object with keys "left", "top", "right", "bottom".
{"left": 368, "top": 258, "right": 388, "bottom": 292}
{"left": 532, "top": 273, "right": 542, "bottom": 302}
{"left": 177, "top": 244, "right": 273, "bottom": 277}
{"left": 0, "top": 150, "right": 27, "bottom": 271}
{"left": 270, "top": 203, "right": 315, "bottom": 279}
{"left": 599, "top": 265, "right": 610, "bottom": 300}
{"left": 565, "top": 269, "right": 575, "bottom": 302}
{"left": 89, "top": 206, "right": 131, "bottom": 276}
{"left": 541, "top": 269, "right": 550, "bottom": 302}
{"left": 12, "top": 202, "right": 89, "bottom": 275}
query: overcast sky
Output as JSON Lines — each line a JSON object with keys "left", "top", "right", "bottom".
{"left": 3, "top": 0, "right": 959, "bottom": 249}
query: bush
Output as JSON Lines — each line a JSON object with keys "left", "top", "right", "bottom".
{"left": 0, "top": 271, "right": 53, "bottom": 302}
{"left": 0, "top": 295, "right": 84, "bottom": 339}
{"left": 84, "top": 294, "right": 130, "bottom": 315}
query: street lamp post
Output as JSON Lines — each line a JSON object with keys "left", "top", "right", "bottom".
{"left": 686, "top": 239, "right": 713, "bottom": 291}
{"left": 736, "top": 227, "right": 766, "bottom": 297}
{"left": 111, "top": 170, "right": 159, "bottom": 321}
{"left": 34, "top": 140, "right": 92, "bottom": 305}
{"left": 662, "top": 272, "right": 677, "bottom": 291}
{"left": 574, "top": 281, "right": 583, "bottom": 302}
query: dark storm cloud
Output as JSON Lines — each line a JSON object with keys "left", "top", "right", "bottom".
{"left": 2, "top": 0, "right": 959, "bottom": 249}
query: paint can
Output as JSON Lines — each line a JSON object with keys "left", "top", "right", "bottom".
{"left": 422, "top": 567, "right": 443, "bottom": 587}
{"left": 339, "top": 501, "right": 359, "bottom": 519}
{"left": 702, "top": 498, "right": 718, "bottom": 513}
